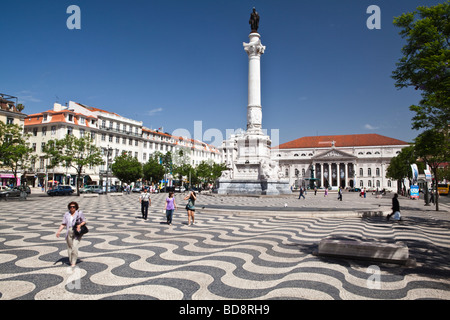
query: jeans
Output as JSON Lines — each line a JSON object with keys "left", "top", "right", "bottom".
{"left": 141, "top": 201, "right": 149, "bottom": 219}
{"left": 166, "top": 209, "right": 174, "bottom": 224}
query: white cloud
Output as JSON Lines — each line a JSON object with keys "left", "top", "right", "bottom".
{"left": 146, "top": 107, "right": 163, "bottom": 116}
{"left": 19, "top": 95, "right": 41, "bottom": 103}
{"left": 364, "top": 124, "right": 379, "bottom": 130}
{"left": 16, "top": 91, "right": 41, "bottom": 103}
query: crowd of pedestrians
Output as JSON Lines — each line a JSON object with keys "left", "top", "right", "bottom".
{"left": 56, "top": 185, "right": 409, "bottom": 268}
{"left": 55, "top": 188, "right": 199, "bottom": 267}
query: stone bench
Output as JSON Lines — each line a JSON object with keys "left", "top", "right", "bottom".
{"left": 82, "top": 193, "right": 99, "bottom": 198}
{"left": 314, "top": 238, "right": 413, "bottom": 265}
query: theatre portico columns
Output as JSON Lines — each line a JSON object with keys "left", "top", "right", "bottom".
{"left": 307, "top": 148, "right": 357, "bottom": 188}
{"left": 276, "top": 148, "right": 358, "bottom": 190}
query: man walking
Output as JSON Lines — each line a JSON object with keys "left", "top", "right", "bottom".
{"left": 139, "top": 187, "right": 151, "bottom": 220}
{"left": 298, "top": 187, "right": 305, "bottom": 199}
{"left": 337, "top": 187, "right": 343, "bottom": 201}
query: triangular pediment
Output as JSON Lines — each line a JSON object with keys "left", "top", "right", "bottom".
{"left": 312, "top": 149, "right": 356, "bottom": 160}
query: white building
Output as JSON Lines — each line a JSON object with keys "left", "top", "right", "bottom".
{"left": 0, "top": 94, "right": 27, "bottom": 186}
{"left": 24, "top": 101, "right": 222, "bottom": 187}
{"left": 272, "top": 134, "right": 410, "bottom": 191}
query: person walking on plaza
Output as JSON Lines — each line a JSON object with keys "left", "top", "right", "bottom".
{"left": 56, "top": 201, "right": 86, "bottom": 267}
{"left": 184, "top": 190, "right": 197, "bottom": 225}
{"left": 337, "top": 187, "right": 343, "bottom": 201}
{"left": 298, "top": 187, "right": 305, "bottom": 199}
{"left": 387, "top": 193, "right": 401, "bottom": 221}
{"left": 324, "top": 188, "right": 328, "bottom": 197}
{"left": 164, "top": 192, "right": 177, "bottom": 225}
{"left": 139, "top": 187, "right": 151, "bottom": 220}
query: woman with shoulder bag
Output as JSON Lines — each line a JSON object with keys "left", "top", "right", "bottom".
{"left": 184, "top": 191, "right": 197, "bottom": 226}
{"left": 56, "top": 201, "right": 87, "bottom": 267}
{"left": 164, "top": 192, "right": 177, "bottom": 225}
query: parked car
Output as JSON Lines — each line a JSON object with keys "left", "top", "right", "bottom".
{"left": 109, "top": 185, "right": 119, "bottom": 192}
{"left": 0, "top": 187, "right": 21, "bottom": 199}
{"left": 47, "top": 185, "right": 74, "bottom": 196}
{"left": 0, "top": 186, "right": 30, "bottom": 199}
{"left": 80, "top": 185, "right": 104, "bottom": 194}
{"left": 132, "top": 186, "right": 142, "bottom": 193}
{"left": 175, "top": 186, "right": 186, "bottom": 193}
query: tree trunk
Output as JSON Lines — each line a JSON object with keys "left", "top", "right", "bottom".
{"left": 432, "top": 168, "right": 439, "bottom": 211}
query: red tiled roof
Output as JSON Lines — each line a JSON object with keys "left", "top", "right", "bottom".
{"left": 275, "top": 134, "right": 409, "bottom": 149}
{"left": 24, "top": 110, "right": 95, "bottom": 127}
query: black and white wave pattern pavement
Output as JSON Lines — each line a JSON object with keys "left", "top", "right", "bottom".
{"left": 1, "top": 194, "right": 449, "bottom": 300}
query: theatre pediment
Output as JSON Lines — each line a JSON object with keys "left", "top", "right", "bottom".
{"left": 313, "top": 149, "right": 356, "bottom": 160}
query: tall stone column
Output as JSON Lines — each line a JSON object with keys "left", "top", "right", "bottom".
{"left": 244, "top": 32, "right": 265, "bottom": 134}
{"left": 320, "top": 163, "right": 324, "bottom": 188}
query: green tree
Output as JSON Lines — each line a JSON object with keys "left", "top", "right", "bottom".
{"left": 392, "top": 1, "right": 450, "bottom": 130}
{"left": 386, "top": 145, "right": 424, "bottom": 193}
{"left": 438, "top": 166, "right": 450, "bottom": 182}
{"left": 16, "top": 104, "right": 25, "bottom": 112}
{"left": 43, "top": 134, "right": 104, "bottom": 195}
{"left": 195, "top": 160, "right": 228, "bottom": 188}
{"left": 0, "top": 122, "right": 36, "bottom": 186}
{"left": 143, "top": 152, "right": 165, "bottom": 184}
{"left": 111, "top": 151, "right": 143, "bottom": 185}
{"left": 414, "top": 129, "right": 450, "bottom": 211}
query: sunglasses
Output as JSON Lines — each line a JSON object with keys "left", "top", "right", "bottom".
{"left": 69, "top": 206, "right": 77, "bottom": 208}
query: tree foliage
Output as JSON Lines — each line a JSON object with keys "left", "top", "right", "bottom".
{"left": 392, "top": 1, "right": 450, "bottom": 130}
{"left": 0, "top": 122, "right": 36, "bottom": 185}
{"left": 142, "top": 152, "right": 165, "bottom": 184}
{"left": 111, "top": 151, "right": 143, "bottom": 185}
{"left": 386, "top": 145, "right": 424, "bottom": 192}
{"left": 195, "top": 160, "right": 228, "bottom": 187}
{"left": 414, "top": 129, "right": 450, "bottom": 211}
{"left": 43, "top": 134, "right": 104, "bottom": 195}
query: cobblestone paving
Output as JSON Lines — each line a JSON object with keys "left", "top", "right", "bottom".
{"left": 0, "top": 192, "right": 449, "bottom": 300}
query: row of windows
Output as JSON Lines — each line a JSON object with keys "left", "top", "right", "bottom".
{"left": 285, "top": 167, "right": 382, "bottom": 177}
{"left": 29, "top": 126, "right": 217, "bottom": 153}
{"left": 276, "top": 151, "right": 401, "bottom": 157}
{"left": 360, "top": 168, "right": 381, "bottom": 177}
{"left": 360, "top": 180, "right": 392, "bottom": 188}
{"left": 101, "top": 119, "right": 139, "bottom": 135}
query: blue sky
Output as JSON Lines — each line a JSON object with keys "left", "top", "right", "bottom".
{"left": 1, "top": 0, "right": 444, "bottom": 146}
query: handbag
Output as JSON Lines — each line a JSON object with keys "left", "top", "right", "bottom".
{"left": 73, "top": 223, "right": 89, "bottom": 236}
{"left": 185, "top": 199, "right": 194, "bottom": 210}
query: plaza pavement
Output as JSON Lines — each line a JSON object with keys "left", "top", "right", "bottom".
{"left": 0, "top": 189, "right": 449, "bottom": 301}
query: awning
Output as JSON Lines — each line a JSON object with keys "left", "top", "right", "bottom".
{"left": 87, "top": 175, "right": 100, "bottom": 182}
{"left": 0, "top": 174, "right": 15, "bottom": 178}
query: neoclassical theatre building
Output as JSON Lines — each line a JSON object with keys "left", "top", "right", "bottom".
{"left": 272, "top": 134, "right": 410, "bottom": 190}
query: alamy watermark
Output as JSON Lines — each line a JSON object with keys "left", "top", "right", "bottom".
{"left": 172, "top": 120, "right": 280, "bottom": 149}
{"left": 66, "top": 266, "right": 82, "bottom": 290}
{"left": 66, "top": 5, "right": 81, "bottom": 30}
{"left": 366, "top": 5, "right": 381, "bottom": 30}
{"left": 66, "top": 5, "right": 381, "bottom": 31}
{"left": 366, "top": 265, "right": 381, "bottom": 289}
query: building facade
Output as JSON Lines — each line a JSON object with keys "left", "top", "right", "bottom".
{"left": 0, "top": 94, "right": 27, "bottom": 186}
{"left": 272, "top": 134, "right": 410, "bottom": 191}
{"left": 24, "top": 101, "right": 221, "bottom": 188}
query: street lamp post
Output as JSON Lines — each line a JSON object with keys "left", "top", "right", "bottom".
{"left": 105, "top": 146, "right": 113, "bottom": 195}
